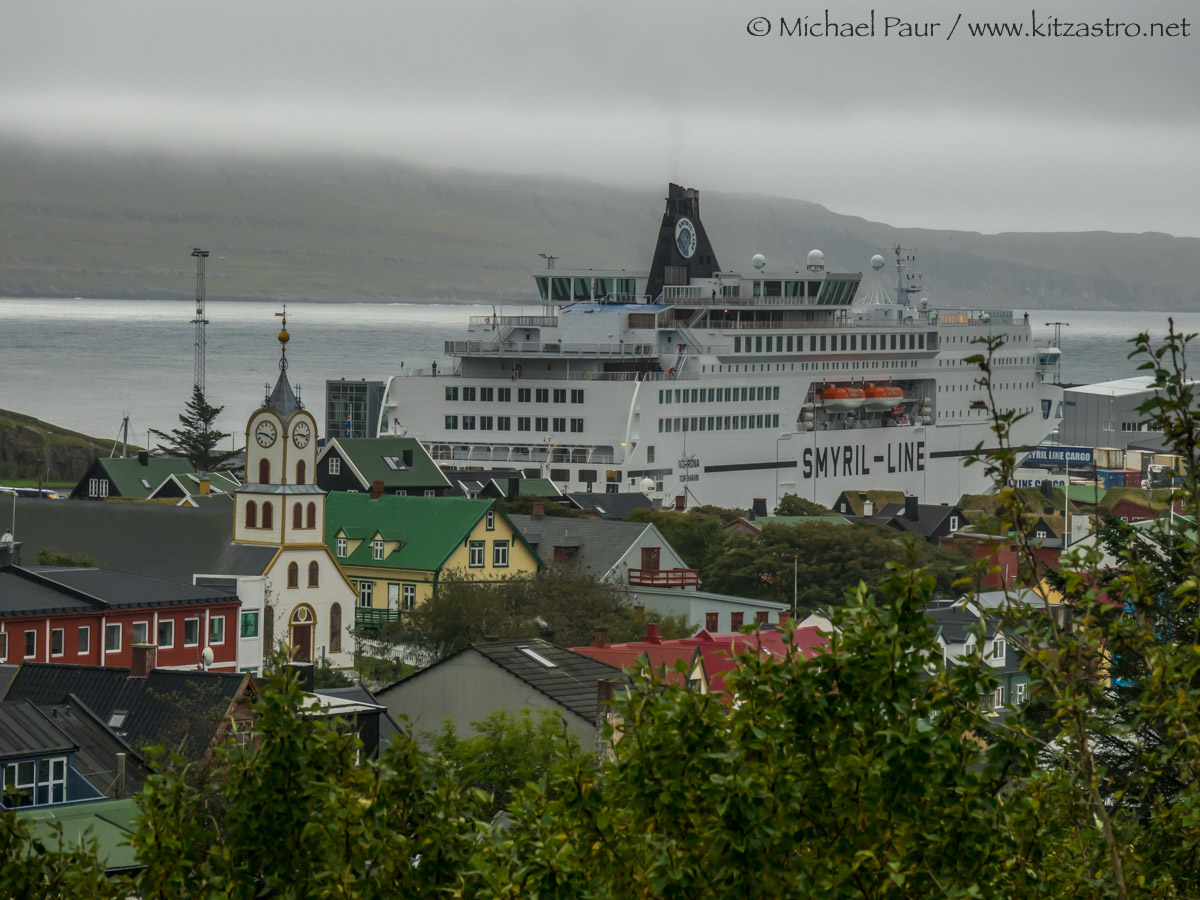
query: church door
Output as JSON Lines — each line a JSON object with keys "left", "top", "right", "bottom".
{"left": 290, "top": 605, "right": 316, "bottom": 662}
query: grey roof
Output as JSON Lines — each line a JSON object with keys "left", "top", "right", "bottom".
{"left": 3, "top": 662, "right": 252, "bottom": 760}
{"left": 0, "top": 702, "right": 76, "bottom": 758}
{"left": 507, "top": 515, "right": 651, "bottom": 578}
{"left": 1067, "top": 376, "right": 1168, "bottom": 397}
{"left": 926, "top": 607, "right": 1001, "bottom": 643}
{"left": 876, "top": 502, "right": 963, "bottom": 537}
{"left": 263, "top": 362, "right": 303, "bottom": 418}
{"left": 472, "top": 640, "right": 621, "bottom": 723}
{"left": 235, "top": 483, "right": 327, "bottom": 495}
{"left": 0, "top": 565, "right": 237, "bottom": 618}
{"left": 0, "top": 664, "right": 17, "bottom": 697}
{"left": 36, "top": 697, "right": 151, "bottom": 798}
{"left": 9, "top": 497, "right": 276, "bottom": 581}
{"left": 565, "top": 492, "right": 653, "bottom": 519}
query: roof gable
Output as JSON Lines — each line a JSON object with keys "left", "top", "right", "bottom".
{"left": 320, "top": 438, "right": 449, "bottom": 490}
{"left": 95, "top": 457, "right": 198, "bottom": 499}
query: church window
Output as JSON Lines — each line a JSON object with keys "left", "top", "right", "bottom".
{"left": 259, "top": 459, "right": 271, "bottom": 483}
{"left": 293, "top": 503, "right": 303, "bottom": 529}
{"left": 306, "top": 502, "right": 316, "bottom": 529}
{"left": 287, "top": 562, "right": 299, "bottom": 588}
{"left": 245, "top": 500, "right": 258, "bottom": 528}
{"left": 330, "top": 604, "right": 342, "bottom": 653}
{"left": 296, "top": 460, "right": 306, "bottom": 485}
{"left": 308, "top": 561, "right": 320, "bottom": 587}
{"left": 262, "top": 502, "right": 274, "bottom": 529}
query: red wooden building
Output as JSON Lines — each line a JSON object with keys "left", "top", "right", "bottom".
{"left": 0, "top": 565, "right": 240, "bottom": 671}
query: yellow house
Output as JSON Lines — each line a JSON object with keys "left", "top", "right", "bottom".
{"left": 323, "top": 492, "right": 540, "bottom": 629}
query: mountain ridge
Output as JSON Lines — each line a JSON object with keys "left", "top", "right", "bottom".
{"left": 1, "top": 139, "right": 1196, "bottom": 310}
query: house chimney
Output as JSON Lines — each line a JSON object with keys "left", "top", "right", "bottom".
{"left": 137, "top": 450, "right": 149, "bottom": 466}
{"left": 904, "top": 495, "right": 919, "bottom": 521}
{"left": 130, "top": 643, "right": 157, "bottom": 678}
{"left": 531, "top": 502, "right": 545, "bottom": 519}
{"left": 370, "top": 480, "right": 385, "bottom": 499}
{"left": 863, "top": 500, "right": 874, "bottom": 517}
{"left": 289, "top": 661, "right": 315, "bottom": 692}
{"left": 752, "top": 498, "right": 767, "bottom": 517}
{"left": 778, "top": 611, "right": 791, "bottom": 627}
{"left": 644, "top": 623, "right": 662, "bottom": 644}
{"left": 596, "top": 678, "right": 616, "bottom": 711}
{"left": 197, "top": 476, "right": 211, "bottom": 495}
{"left": 593, "top": 627, "right": 610, "bottom": 648}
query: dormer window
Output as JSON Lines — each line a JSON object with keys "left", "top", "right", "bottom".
{"left": 372, "top": 539, "right": 385, "bottom": 561}
{"left": 382, "top": 455, "right": 407, "bottom": 471}
{"left": 336, "top": 536, "right": 348, "bottom": 558}
{"left": 992, "top": 637, "right": 1006, "bottom": 662}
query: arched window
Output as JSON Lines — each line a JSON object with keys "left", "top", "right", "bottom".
{"left": 330, "top": 603, "right": 342, "bottom": 653}
{"left": 245, "top": 500, "right": 258, "bottom": 528}
{"left": 308, "top": 560, "right": 320, "bottom": 587}
{"left": 293, "top": 502, "right": 303, "bottom": 529}
{"left": 262, "top": 502, "right": 274, "bottom": 529}
{"left": 287, "top": 561, "right": 299, "bottom": 588}
{"left": 258, "top": 458, "right": 271, "bottom": 484}
{"left": 296, "top": 460, "right": 306, "bottom": 485}
{"left": 306, "top": 502, "right": 316, "bottom": 529}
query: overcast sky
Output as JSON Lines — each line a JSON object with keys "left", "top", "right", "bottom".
{"left": 2, "top": 0, "right": 1196, "bottom": 236}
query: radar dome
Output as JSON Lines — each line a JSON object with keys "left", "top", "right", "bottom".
{"left": 752, "top": 253, "right": 766, "bottom": 270}
{"left": 640, "top": 476, "right": 656, "bottom": 492}
{"left": 871, "top": 254, "right": 885, "bottom": 270}
{"left": 807, "top": 249, "right": 824, "bottom": 267}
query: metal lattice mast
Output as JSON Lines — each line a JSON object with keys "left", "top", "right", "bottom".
{"left": 191, "top": 248, "right": 210, "bottom": 392}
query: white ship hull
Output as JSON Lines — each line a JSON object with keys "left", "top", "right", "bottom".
{"left": 376, "top": 185, "right": 1063, "bottom": 511}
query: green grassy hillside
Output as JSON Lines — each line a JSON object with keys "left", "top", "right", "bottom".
{"left": 0, "top": 408, "right": 134, "bottom": 485}
{"left": 2, "top": 139, "right": 1197, "bottom": 309}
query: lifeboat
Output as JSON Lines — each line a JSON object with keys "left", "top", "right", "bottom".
{"left": 816, "top": 385, "right": 865, "bottom": 410}
{"left": 863, "top": 383, "right": 904, "bottom": 411}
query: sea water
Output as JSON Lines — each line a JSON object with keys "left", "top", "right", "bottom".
{"left": 1, "top": 297, "right": 1198, "bottom": 446}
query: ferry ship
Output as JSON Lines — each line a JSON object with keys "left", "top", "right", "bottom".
{"left": 378, "top": 185, "right": 1063, "bottom": 509}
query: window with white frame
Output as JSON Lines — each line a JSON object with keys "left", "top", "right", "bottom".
{"left": 1015, "top": 682, "right": 1028, "bottom": 704}
{"left": 994, "top": 685, "right": 1007, "bottom": 707}
{"left": 88, "top": 478, "right": 109, "bottom": 498}
{"left": 424, "top": 489, "right": 435, "bottom": 498}
{"left": 358, "top": 581, "right": 374, "bottom": 608}
{"left": 210, "top": 616, "right": 225, "bottom": 644}
{"left": 402, "top": 584, "right": 416, "bottom": 611}
{"left": 77, "top": 627, "right": 89, "bottom": 655}
{"left": 0, "top": 631, "right": 7, "bottom": 660}
{"left": 387, "top": 583, "right": 400, "bottom": 612}
{"left": 105, "top": 623, "right": 121, "bottom": 653}
{"left": 132, "top": 622, "right": 149, "bottom": 645}
{"left": 991, "top": 637, "right": 1006, "bottom": 662}
{"left": 336, "top": 536, "right": 348, "bottom": 558}
{"left": 158, "top": 619, "right": 174, "bottom": 649}
{"left": 493, "top": 540, "right": 509, "bottom": 567}
{"left": 468, "top": 541, "right": 485, "bottom": 567}
{"left": 949, "top": 515, "right": 959, "bottom": 532}
{"left": 183, "top": 618, "right": 200, "bottom": 647}
{"left": 372, "top": 539, "right": 385, "bottom": 561}
{"left": 24, "top": 630, "right": 35, "bottom": 658}
{"left": 328, "top": 457, "right": 341, "bottom": 475}
{"left": 485, "top": 510, "right": 495, "bottom": 531}
{"left": 240, "top": 611, "right": 259, "bottom": 638}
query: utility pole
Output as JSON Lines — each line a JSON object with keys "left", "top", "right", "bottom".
{"left": 191, "top": 249, "right": 210, "bottom": 393}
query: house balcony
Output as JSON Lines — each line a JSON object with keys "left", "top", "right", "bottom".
{"left": 355, "top": 608, "right": 403, "bottom": 630}
{"left": 628, "top": 568, "right": 700, "bottom": 589}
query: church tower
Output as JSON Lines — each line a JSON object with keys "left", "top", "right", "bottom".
{"left": 233, "top": 310, "right": 353, "bottom": 666}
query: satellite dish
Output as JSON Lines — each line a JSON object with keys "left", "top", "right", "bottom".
{"left": 201, "top": 646, "right": 215, "bottom": 668}
{"left": 752, "top": 253, "right": 766, "bottom": 270}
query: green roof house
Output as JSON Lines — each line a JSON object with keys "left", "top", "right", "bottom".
{"left": 69, "top": 452, "right": 197, "bottom": 501}
{"left": 315, "top": 438, "right": 450, "bottom": 497}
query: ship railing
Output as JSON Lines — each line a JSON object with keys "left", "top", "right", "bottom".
{"left": 445, "top": 340, "right": 658, "bottom": 358}
{"left": 468, "top": 315, "right": 559, "bottom": 327}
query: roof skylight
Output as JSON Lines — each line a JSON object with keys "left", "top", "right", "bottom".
{"left": 518, "top": 646, "right": 557, "bottom": 668}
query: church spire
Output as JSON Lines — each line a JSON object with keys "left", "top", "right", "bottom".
{"left": 262, "top": 305, "right": 303, "bottom": 417}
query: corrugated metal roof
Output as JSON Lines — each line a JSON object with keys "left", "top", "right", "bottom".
{"left": 322, "top": 438, "right": 450, "bottom": 489}
{"left": 472, "top": 640, "right": 622, "bottom": 722}
{"left": 0, "top": 702, "right": 76, "bottom": 758}
{"left": 508, "top": 515, "right": 651, "bottom": 577}
{"left": 1067, "top": 376, "right": 1170, "bottom": 397}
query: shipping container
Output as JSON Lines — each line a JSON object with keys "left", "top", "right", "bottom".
{"left": 1094, "top": 447, "right": 1124, "bottom": 470}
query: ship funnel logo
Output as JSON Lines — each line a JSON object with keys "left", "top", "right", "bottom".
{"left": 675, "top": 217, "right": 697, "bottom": 259}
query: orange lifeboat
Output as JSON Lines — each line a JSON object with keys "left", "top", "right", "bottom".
{"left": 817, "top": 385, "right": 865, "bottom": 410}
{"left": 863, "top": 383, "right": 904, "bottom": 411}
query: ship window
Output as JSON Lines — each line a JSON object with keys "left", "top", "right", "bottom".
{"left": 498, "top": 416, "right": 511, "bottom": 431}
{"left": 753, "top": 281, "right": 762, "bottom": 297}
{"left": 551, "top": 277, "right": 571, "bottom": 301}
{"left": 594, "top": 277, "right": 613, "bottom": 298}
{"left": 480, "top": 416, "right": 493, "bottom": 430}
{"left": 819, "top": 336, "right": 826, "bottom": 351}
{"left": 764, "top": 281, "right": 781, "bottom": 297}
{"left": 480, "top": 387, "right": 494, "bottom": 401}
{"left": 518, "top": 417, "right": 530, "bottom": 431}
{"left": 445, "top": 415, "right": 457, "bottom": 429}
{"left": 808, "top": 281, "right": 819, "bottom": 297}
{"left": 518, "top": 388, "right": 531, "bottom": 402}
{"left": 755, "top": 336, "right": 763, "bottom": 352}
{"left": 786, "top": 335, "right": 793, "bottom": 351}
{"left": 571, "top": 389, "right": 584, "bottom": 403}
{"left": 734, "top": 336, "right": 741, "bottom": 352}
{"left": 552, "top": 417, "right": 566, "bottom": 431}
{"left": 445, "top": 386, "right": 458, "bottom": 401}
{"left": 919, "top": 334, "right": 925, "bottom": 349}
{"left": 785, "top": 280, "right": 801, "bottom": 297}
{"left": 553, "top": 389, "right": 567, "bottom": 403}
{"left": 810, "top": 335, "right": 816, "bottom": 351}
{"left": 870, "top": 335, "right": 878, "bottom": 350}
{"left": 840, "top": 335, "right": 847, "bottom": 351}
{"left": 536, "top": 389, "right": 549, "bottom": 403}
{"left": 536, "top": 417, "right": 548, "bottom": 430}
{"left": 462, "top": 416, "right": 476, "bottom": 430}
{"left": 498, "top": 387, "right": 511, "bottom": 402}
{"left": 536, "top": 277, "right": 549, "bottom": 300}
{"left": 890, "top": 334, "right": 897, "bottom": 349}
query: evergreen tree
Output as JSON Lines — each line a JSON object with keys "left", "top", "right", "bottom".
{"left": 150, "top": 385, "right": 238, "bottom": 471}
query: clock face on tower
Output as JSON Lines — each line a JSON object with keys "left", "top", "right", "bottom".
{"left": 292, "top": 421, "right": 311, "bottom": 448}
{"left": 255, "top": 420, "right": 278, "bottom": 448}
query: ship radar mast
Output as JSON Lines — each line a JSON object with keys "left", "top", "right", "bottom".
{"left": 890, "top": 245, "right": 925, "bottom": 306}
